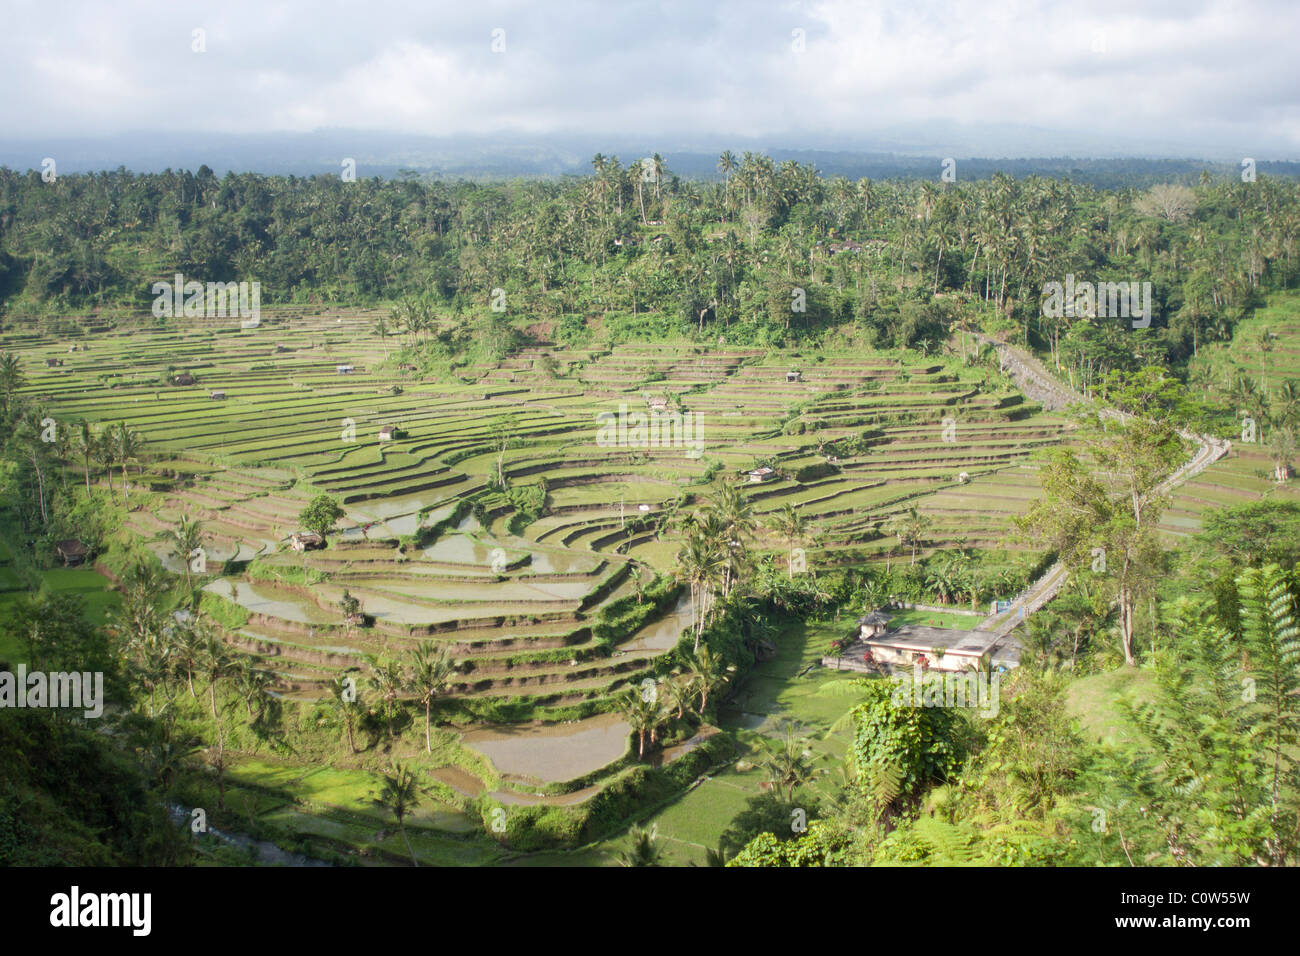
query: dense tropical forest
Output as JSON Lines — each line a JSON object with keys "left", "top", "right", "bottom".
{"left": 2, "top": 154, "right": 1300, "bottom": 867}
{"left": 4, "top": 156, "right": 1299, "bottom": 373}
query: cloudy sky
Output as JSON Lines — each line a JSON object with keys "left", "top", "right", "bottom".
{"left": 3, "top": 0, "right": 1297, "bottom": 158}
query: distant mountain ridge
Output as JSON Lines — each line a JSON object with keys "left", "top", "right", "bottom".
{"left": 3, "top": 131, "right": 1298, "bottom": 187}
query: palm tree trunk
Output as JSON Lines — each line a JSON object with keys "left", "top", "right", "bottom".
{"left": 32, "top": 455, "right": 48, "bottom": 524}
{"left": 690, "top": 582, "right": 700, "bottom": 653}
{"left": 401, "top": 823, "right": 419, "bottom": 866}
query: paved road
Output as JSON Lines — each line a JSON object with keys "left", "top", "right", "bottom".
{"left": 971, "top": 335, "right": 1230, "bottom": 647}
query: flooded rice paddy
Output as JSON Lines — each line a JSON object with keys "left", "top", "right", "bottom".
{"left": 461, "top": 712, "right": 631, "bottom": 783}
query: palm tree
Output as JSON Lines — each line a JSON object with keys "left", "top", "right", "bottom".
{"left": 675, "top": 531, "right": 725, "bottom": 652}
{"left": 718, "top": 151, "right": 738, "bottom": 221}
{"left": 339, "top": 589, "right": 363, "bottom": 635}
{"left": 167, "top": 617, "right": 204, "bottom": 698}
{"left": 75, "top": 418, "right": 96, "bottom": 496}
{"left": 487, "top": 414, "right": 517, "bottom": 489}
{"left": 113, "top": 421, "right": 142, "bottom": 508}
{"left": 651, "top": 153, "right": 666, "bottom": 205}
{"left": 16, "top": 410, "right": 53, "bottom": 525}
{"left": 662, "top": 670, "right": 693, "bottom": 720}
{"left": 195, "top": 624, "right": 236, "bottom": 809}
{"left": 1021, "top": 613, "right": 1063, "bottom": 669}
{"left": 372, "top": 763, "right": 423, "bottom": 866}
{"left": 618, "top": 824, "right": 663, "bottom": 866}
{"left": 198, "top": 627, "right": 236, "bottom": 722}
{"left": 631, "top": 159, "right": 649, "bottom": 224}
{"left": 1268, "top": 426, "right": 1296, "bottom": 483}
{"left": 862, "top": 572, "right": 891, "bottom": 614}
{"left": 694, "top": 505, "right": 745, "bottom": 599}
{"left": 885, "top": 504, "right": 931, "bottom": 565}
{"left": 169, "top": 515, "right": 204, "bottom": 589}
{"left": 365, "top": 655, "right": 404, "bottom": 738}
{"left": 136, "top": 718, "right": 202, "bottom": 798}
{"left": 328, "top": 674, "right": 363, "bottom": 753}
{"left": 1256, "top": 327, "right": 1274, "bottom": 392}
{"left": 1271, "top": 379, "right": 1300, "bottom": 432}
{"left": 0, "top": 351, "right": 24, "bottom": 419}
{"left": 112, "top": 559, "right": 168, "bottom": 650}
{"left": 766, "top": 501, "right": 808, "bottom": 578}
{"left": 699, "top": 843, "right": 730, "bottom": 867}
{"left": 711, "top": 481, "right": 757, "bottom": 544}
{"left": 764, "top": 721, "right": 816, "bottom": 804}
{"left": 406, "top": 641, "right": 454, "bottom": 753}
{"left": 95, "top": 432, "right": 116, "bottom": 494}
{"left": 233, "top": 657, "right": 272, "bottom": 719}
{"left": 684, "top": 645, "right": 732, "bottom": 717}
{"left": 617, "top": 687, "right": 662, "bottom": 759}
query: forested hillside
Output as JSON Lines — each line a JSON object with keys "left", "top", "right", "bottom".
{"left": 3, "top": 158, "right": 1297, "bottom": 394}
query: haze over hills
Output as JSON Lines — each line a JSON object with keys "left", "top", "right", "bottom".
{"left": 6, "top": 2, "right": 1299, "bottom": 184}
{"left": 3, "top": 130, "right": 1299, "bottom": 186}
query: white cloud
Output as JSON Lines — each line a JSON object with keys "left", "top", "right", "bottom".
{"left": 1, "top": 0, "right": 1296, "bottom": 155}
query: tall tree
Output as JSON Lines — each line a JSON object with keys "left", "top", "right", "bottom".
{"left": 406, "top": 641, "right": 454, "bottom": 753}
{"left": 372, "top": 763, "right": 423, "bottom": 866}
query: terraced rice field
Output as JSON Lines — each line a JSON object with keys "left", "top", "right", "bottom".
{"left": 9, "top": 306, "right": 1070, "bottom": 786}
{"left": 1170, "top": 293, "right": 1300, "bottom": 538}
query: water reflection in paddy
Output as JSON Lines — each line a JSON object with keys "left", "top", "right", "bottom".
{"left": 420, "top": 533, "right": 511, "bottom": 566}
{"left": 622, "top": 593, "right": 695, "bottom": 653}
{"left": 204, "top": 577, "right": 331, "bottom": 625}
{"left": 462, "top": 713, "right": 631, "bottom": 782}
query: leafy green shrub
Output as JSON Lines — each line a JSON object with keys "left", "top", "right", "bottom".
{"left": 793, "top": 462, "right": 838, "bottom": 482}
{"left": 849, "top": 679, "right": 964, "bottom": 799}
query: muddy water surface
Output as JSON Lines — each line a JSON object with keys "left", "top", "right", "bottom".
{"left": 462, "top": 713, "right": 631, "bottom": 783}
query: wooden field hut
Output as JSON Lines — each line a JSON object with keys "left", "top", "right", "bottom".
{"left": 378, "top": 424, "right": 401, "bottom": 441}
{"left": 173, "top": 372, "right": 196, "bottom": 386}
{"left": 55, "top": 539, "right": 89, "bottom": 567}
{"left": 787, "top": 369, "right": 802, "bottom": 383}
{"left": 290, "top": 532, "right": 325, "bottom": 552}
{"left": 209, "top": 390, "right": 226, "bottom": 400}
{"left": 747, "top": 466, "right": 776, "bottom": 483}
{"left": 336, "top": 364, "right": 355, "bottom": 374}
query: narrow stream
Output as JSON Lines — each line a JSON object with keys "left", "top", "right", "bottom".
{"left": 168, "top": 803, "right": 333, "bottom": 866}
